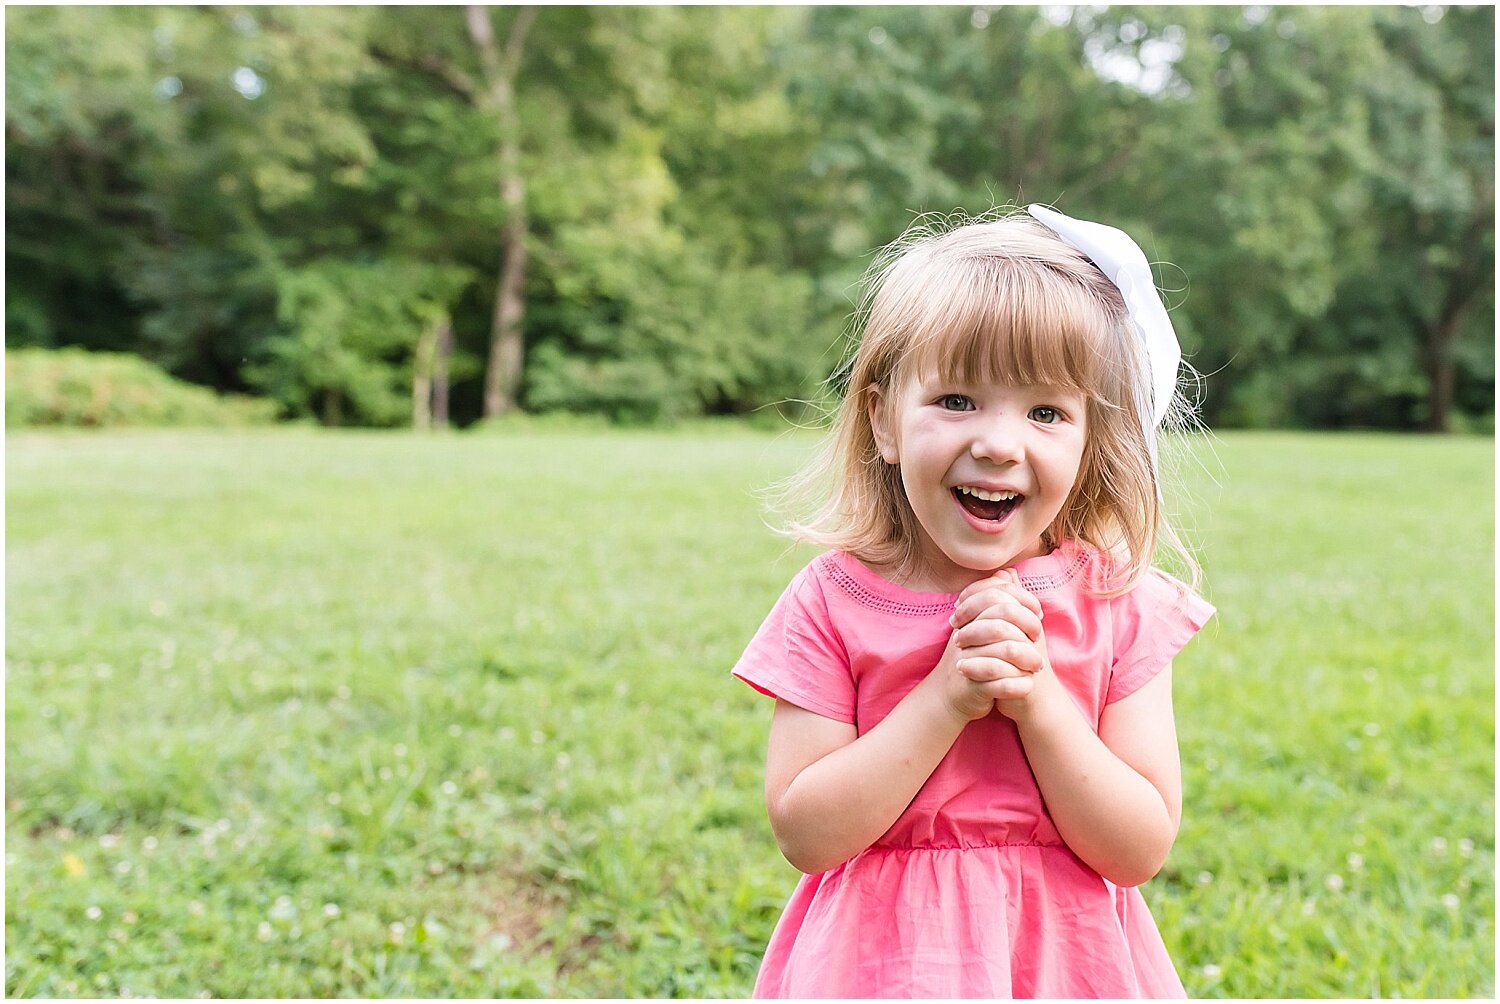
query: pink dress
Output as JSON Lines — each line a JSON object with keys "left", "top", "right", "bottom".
{"left": 732, "top": 541, "right": 1214, "bottom": 998}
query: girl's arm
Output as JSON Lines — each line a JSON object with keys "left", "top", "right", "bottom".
{"left": 953, "top": 574, "right": 1182, "bottom": 887}
{"left": 1010, "top": 666, "right": 1181, "bottom": 887}
{"left": 764, "top": 633, "right": 1027, "bottom": 875}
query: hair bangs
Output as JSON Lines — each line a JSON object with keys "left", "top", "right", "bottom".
{"left": 898, "top": 257, "right": 1112, "bottom": 398}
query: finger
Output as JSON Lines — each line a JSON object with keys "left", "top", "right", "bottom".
{"left": 956, "top": 657, "right": 1028, "bottom": 683}
{"left": 953, "top": 615, "right": 1028, "bottom": 649}
{"left": 993, "top": 577, "right": 1043, "bottom": 618}
{"left": 980, "top": 600, "right": 1043, "bottom": 644}
{"left": 954, "top": 567, "right": 1024, "bottom": 608}
{"left": 957, "top": 573, "right": 1008, "bottom": 603}
{"left": 960, "top": 639, "right": 1043, "bottom": 674}
{"left": 955, "top": 597, "right": 1044, "bottom": 644}
{"left": 983, "top": 675, "right": 1035, "bottom": 701}
{"left": 950, "top": 586, "right": 1014, "bottom": 628}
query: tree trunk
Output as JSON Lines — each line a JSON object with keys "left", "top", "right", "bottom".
{"left": 1423, "top": 310, "right": 1465, "bottom": 433}
{"left": 487, "top": 167, "right": 527, "bottom": 417}
{"left": 412, "top": 316, "right": 439, "bottom": 430}
{"left": 433, "top": 318, "right": 452, "bottom": 427}
{"left": 467, "top": 5, "right": 537, "bottom": 419}
{"left": 1421, "top": 211, "right": 1488, "bottom": 433}
{"left": 323, "top": 387, "right": 343, "bottom": 428}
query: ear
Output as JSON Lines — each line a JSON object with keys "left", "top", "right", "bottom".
{"left": 867, "top": 384, "right": 900, "bottom": 465}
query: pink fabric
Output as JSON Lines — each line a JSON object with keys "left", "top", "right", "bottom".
{"left": 732, "top": 541, "right": 1214, "bottom": 998}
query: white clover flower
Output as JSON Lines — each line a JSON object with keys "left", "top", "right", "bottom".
{"left": 1195, "top": 870, "right": 1214, "bottom": 886}
{"left": 1442, "top": 893, "right": 1460, "bottom": 910}
{"left": 326, "top": 792, "right": 342, "bottom": 806}
{"left": 1458, "top": 838, "right": 1475, "bottom": 857}
{"left": 100, "top": 834, "right": 121, "bottom": 849}
{"left": 189, "top": 901, "right": 206, "bottom": 917}
{"left": 378, "top": 767, "right": 393, "bottom": 781}
{"left": 257, "top": 921, "right": 273, "bottom": 942}
{"left": 1431, "top": 837, "right": 1449, "bottom": 856}
{"left": 440, "top": 781, "right": 459, "bottom": 796}
{"left": 1325, "top": 873, "right": 1344, "bottom": 892}
{"left": 394, "top": 744, "right": 407, "bottom": 758}
{"left": 142, "top": 837, "right": 158, "bottom": 853}
{"left": 323, "top": 903, "right": 340, "bottom": 918}
{"left": 86, "top": 905, "right": 102, "bottom": 920}
{"left": 1346, "top": 853, "right": 1364, "bottom": 871}
{"left": 1200, "top": 964, "right": 1222, "bottom": 979}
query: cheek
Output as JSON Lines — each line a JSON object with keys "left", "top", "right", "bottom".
{"left": 1046, "top": 434, "right": 1088, "bottom": 491}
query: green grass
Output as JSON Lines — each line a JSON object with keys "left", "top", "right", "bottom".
{"left": 5, "top": 427, "right": 1494, "bottom": 998}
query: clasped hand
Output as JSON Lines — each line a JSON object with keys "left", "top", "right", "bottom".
{"left": 938, "top": 569, "right": 1057, "bottom": 724}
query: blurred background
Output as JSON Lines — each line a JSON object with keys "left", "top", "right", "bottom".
{"left": 6, "top": 4, "right": 1494, "bottom": 434}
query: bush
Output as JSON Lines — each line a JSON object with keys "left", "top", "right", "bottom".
{"left": 6, "top": 348, "right": 279, "bottom": 428}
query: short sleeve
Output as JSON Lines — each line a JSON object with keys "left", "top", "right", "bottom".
{"left": 1108, "top": 569, "right": 1215, "bottom": 704}
{"left": 731, "top": 567, "right": 856, "bottom": 724}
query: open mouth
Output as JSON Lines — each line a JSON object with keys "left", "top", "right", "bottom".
{"left": 953, "top": 486, "right": 1023, "bottom": 522}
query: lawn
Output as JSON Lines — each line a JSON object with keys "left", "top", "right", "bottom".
{"left": 5, "top": 426, "right": 1494, "bottom": 997}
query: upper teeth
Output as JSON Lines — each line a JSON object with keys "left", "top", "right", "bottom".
{"left": 958, "top": 486, "right": 1019, "bottom": 501}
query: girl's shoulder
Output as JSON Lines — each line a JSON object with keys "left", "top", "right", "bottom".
{"left": 1047, "top": 540, "right": 1204, "bottom": 606}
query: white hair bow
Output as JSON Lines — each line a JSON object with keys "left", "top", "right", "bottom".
{"left": 1026, "top": 204, "right": 1181, "bottom": 462}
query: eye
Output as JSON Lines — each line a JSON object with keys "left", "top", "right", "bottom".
{"left": 1030, "top": 406, "right": 1062, "bottom": 424}
{"left": 938, "top": 394, "right": 974, "bottom": 412}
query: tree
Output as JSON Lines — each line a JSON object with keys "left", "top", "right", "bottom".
{"left": 1362, "top": 5, "right": 1494, "bottom": 432}
{"left": 463, "top": 5, "right": 536, "bottom": 418}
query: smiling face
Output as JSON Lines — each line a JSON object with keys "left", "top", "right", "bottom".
{"left": 869, "top": 373, "right": 1088, "bottom": 593}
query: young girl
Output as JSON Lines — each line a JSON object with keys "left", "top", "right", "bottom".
{"left": 732, "top": 205, "right": 1214, "bottom": 998}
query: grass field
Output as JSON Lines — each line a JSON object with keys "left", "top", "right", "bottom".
{"left": 5, "top": 426, "right": 1494, "bottom": 998}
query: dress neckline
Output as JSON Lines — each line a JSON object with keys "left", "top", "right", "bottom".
{"left": 824, "top": 542, "right": 1091, "bottom": 617}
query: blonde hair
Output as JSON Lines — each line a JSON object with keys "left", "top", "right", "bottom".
{"left": 776, "top": 208, "right": 1199, "bottom": 594}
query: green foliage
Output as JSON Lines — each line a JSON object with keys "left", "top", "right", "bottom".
{"left": 5, "top": 429, "right": 1493, "bottom": 996}
{"left": 5, "top": 348, "right": 278, "bottom": 428}
{"left": 3, "top": 7, "right": 1493, "bottom": 429}
{"left": 247, "top": 259, "right": 472, "bottom": 427}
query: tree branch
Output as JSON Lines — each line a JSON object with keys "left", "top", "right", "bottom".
{"left": 421, "top": 54, "right": 478, "bottom": 100}
{"left": 465, "top": 6, "right": 502, "bottom": 86}
{"left": 503, "top": 7, "right": 538, "bottom": 77}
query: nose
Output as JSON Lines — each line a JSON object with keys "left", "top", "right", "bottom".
{"left": 969, "top": 411, "right": 1026, "bottom": 465}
